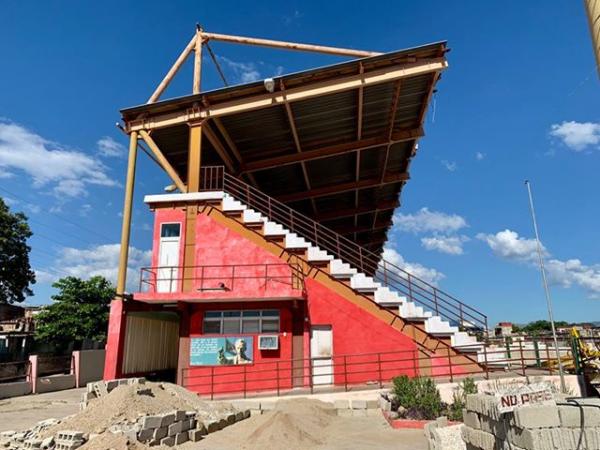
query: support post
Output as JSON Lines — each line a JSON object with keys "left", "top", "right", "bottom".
{"left": 193, "top": 29, "right": 203, "bottom": 94}
{"left": 116, "top": 131, "right": 138, "bottom": 295}
{"left": 182, "top": 124, "right": 202, "bottom": 292}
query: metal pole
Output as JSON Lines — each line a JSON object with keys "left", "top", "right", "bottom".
{"left": 524, "top": 180, "right": 566, "bottom": 392}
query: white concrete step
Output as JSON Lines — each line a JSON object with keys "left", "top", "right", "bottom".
{"left": 329, "top": 259, "right": 357, "bottom": 278}
{"left": 222, "top": 196, "right": 246, "bottom": 212}
{"left": 350, "top": 273, "right": 382, "bottom": 291}
{"left": 307, "top": 246, "right": 334, "bottom": 262}
{"left": 425, "top": 316, "right": 458, "bottom": 335}
{"left": 285, "top": 233, "right": 310, "bottom": 249}
{"left": 242, "top": 209, "right": 263, "bottom": 224}
{"left": 451, "top": 332, "right": 483, "bottom": 352}
{"left": 263, "top": 221, "right": 287, "bottom": 236}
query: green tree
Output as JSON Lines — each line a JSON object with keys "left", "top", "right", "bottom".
{"left": 0, "top": 197, "right": 36, "bottom": 303}
{"left": 522, "top": 320, "right": 570, "bottom": 334}
{"left": 35, "top": 276, "right": 115, "bottom": 350}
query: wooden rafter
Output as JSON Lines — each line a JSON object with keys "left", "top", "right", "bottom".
{"left": 239, "top": 128, "right": 423, "bottom": 174}
{"left": 211, "top": 118, "right": 258, "bottom": 185}
{"left": 277, "top": 172, "right": 408, "bottom": 203}
{"left": 139, "top": 130, "right": 187, "bottom": 192}
{"left": 202, "top": 122, "right": 236, "bottom": 172}
{"left": 380, "top": 80, "right": 403, "bottom": 183}
{"left": 192, "top": 29, "right": 203, "bottom": 94}
{"left": 128, "top": 59, "right": 447, "bottom": 131}
{"left": 337, "top": 220, "right": 392, "bottom": 235}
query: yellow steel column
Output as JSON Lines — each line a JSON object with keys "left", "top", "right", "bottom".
{"left": 182, "top": 124, "right": 202, "bottom": 292}
{"left": 116, "top": 131, "right": 138, "bottom": 295}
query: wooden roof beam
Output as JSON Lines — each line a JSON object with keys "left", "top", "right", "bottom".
{"left": 316, "top": 199, "right": 399, "bottom": 221}
{"left": 127, "top": 59, "right": 448, "bottom": 132}
{"left": 200, "top": 32, "right": 381, "bottom": 58}
{"left": 240, "top": 127, "right": 423, "bottom": 174}
{"left": 380, "top": 80, "right": 403, "bottom": 183}
{"left": 278, "top": 172, "right": 408, "bottom": 203}
{"left": 337, "top": 220, "right": 392, "bottom": 235}
{"left": 138, "top": 130, "right": 187, "bottom": 193}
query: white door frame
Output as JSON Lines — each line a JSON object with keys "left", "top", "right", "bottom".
{"left": 310, "top": 325, "right": 333, "bottom": 386}
{"left": 157, "top": 222, "right": 181, "bottom": 293}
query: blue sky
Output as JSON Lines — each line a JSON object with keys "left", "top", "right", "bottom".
{"left": 1, "top": 1, "right": 599, "bottom": 326}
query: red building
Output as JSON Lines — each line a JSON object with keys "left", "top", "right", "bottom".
{"left": 104, "top": 30, "right": 487, "bottom": 397}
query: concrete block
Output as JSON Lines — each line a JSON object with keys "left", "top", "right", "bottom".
{"left": 167, "top": 421, "right": 183, "bottom": 436}
{"left": 558, "top": 404, "right": 600, "bottom": 428}
{"left": 175, "top": 410, "right": 186, "bottom": 422}
{"left": 105, "top": 380, "right": 118, "bottom": 391}
{"left": 40, "top": 437, "right": 54, "bottom": 449}
{"left": 479, "top": 415, "right": 507, "bottom": 440}
{"left": 463, "top": 410, "right": 481, "bottom": 429}
{"left": 204, "top": 420, "right": 220, "bottom": 433}
{"left": 226, "top": 413, "right": 237, "bottom": 425}
{"left": 513, "top": 405, "right": 560, "bottom": 429}
{"left": 235, "top": 411, "right": 245, "bottom": 421}
{"left": 351, "top": 399, "right": 368, "bottom": 410}
{"left": 366, "top": 400, "right": 379, "bottom": 409}
{"left": 153, "top": 427, "right": 167, "bottom": 440}
{"left": 181, "top": 419, "right": 194, "bottom": 432}
{"left": 334, "top": 399, "right": 350, "bottom": 410}
{"left": 352, "top": 409, "right": 367, "bottom": 417}
{"left": 141, "top": 415, "right": 163, "bottom": 430}
{"left": 174, "top": 432, "right": 188, "bottom": 445}
{"left": 160, "top": 412, "right": 176, "bottom": 428}
{"left": 160, "top": 436, "right": 175, "bottom": 447}
{"left": 250, "top": 409, "right": 262, "bottom": 417}
{"left": 195, "top": 423, "right": 207, "bottom": 435}
{"left": 188, "top": 429, "right": 204, "bottom": 442}
{"left": 137, "top": 428, "right": 153, "bottom": 442}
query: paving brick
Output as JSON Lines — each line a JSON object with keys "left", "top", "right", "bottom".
{"left": 513, "top": 405, "right": 560, "bottom": 429}
{"left": 366, "top": 400, "right": 379, "bottom": 409}
{"left": 334, "top": 399, "right": 350, "bottom": 410}
{"left": 351, "top": 399, "right": 367, "bottom": 410}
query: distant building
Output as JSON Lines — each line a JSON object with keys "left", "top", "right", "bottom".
{"left": 494, "top": 322, "right": 513, "bottom": 338}
{"left": 0, "top": 304, "right": 38, "bottom": 361}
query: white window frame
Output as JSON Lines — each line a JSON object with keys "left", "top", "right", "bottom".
{"left": 202, "top": 310, "right": 280, "bottom": 335}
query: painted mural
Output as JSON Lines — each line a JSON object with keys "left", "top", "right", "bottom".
{"left": 190, "top": 336, "right": 254, "bottom": 365}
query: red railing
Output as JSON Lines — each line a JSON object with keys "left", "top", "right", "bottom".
{"left": 139, "top": 263, "right": 304, "bottom": 294}
{"left": 195, "top": 166, "right": 487, "bottom": 332}
{"left": 181, "top": 336, "right": 580, "bottom": 400}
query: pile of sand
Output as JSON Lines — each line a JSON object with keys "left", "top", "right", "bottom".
{"left": 38, "top": 381, "right": 236, "bottom": 449}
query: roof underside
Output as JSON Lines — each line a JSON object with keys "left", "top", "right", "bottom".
{"left": 121, "top": 42, "right": 447, "bottom": 254}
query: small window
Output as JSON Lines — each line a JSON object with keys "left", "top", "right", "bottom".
{"left": 161, "top": 223, "right": 180, "bottom": 238}
{"left": 203, "top": 320, "right": 221, "bottom": 334}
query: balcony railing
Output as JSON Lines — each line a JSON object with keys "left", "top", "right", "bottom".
{"left": 194, "top": 166, "right": 487, "bottom": 332}
{"left": 139, "top": 263, "right": 304, "bottom": 294}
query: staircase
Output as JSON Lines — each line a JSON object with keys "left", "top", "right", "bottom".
{"left": 170, "top": 167, "right": 490, "bottom": 369}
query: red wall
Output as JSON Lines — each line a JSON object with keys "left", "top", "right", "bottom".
{"left": 305, "top": 278, "right": 419, "bottom": 384}
{"left": 183, "top": 300, "right": 299, "bottom": 396}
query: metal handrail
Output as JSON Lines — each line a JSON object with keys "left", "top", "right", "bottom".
{"left": 198, "top": 166, "right": 487, "bottom": 331}
{"left": 139, "top": 262, "right": 305, "bottom": 294}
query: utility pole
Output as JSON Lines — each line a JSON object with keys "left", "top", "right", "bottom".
{"left": 525, "top": 180, "right": 567, "bottom": 393}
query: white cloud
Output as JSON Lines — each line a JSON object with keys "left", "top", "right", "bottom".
{"left": 475, "top": 152, "right": 485, "bottom": 160}
{"left": 478, "top": 229, "right": 600, "bottom": 296}
{"left": 34, "top": 269, "right": 56, "bottom": 284}
{"left": 550, "top": 121, "right": 600, "bottom": 151}
{"left": 441, "top": 160, "right": 457, "bottom": 171}
{"left": 43, "top": 244, "right": 151, "bottom": 292}
{"left": 97, "top": 136, "right": 125, "bottom": 158}
{"left": 476, "top": 229, "right": 543, "bottom": 263}
{"left": 393, "top": 207, "right": 468, "bottom": 234}
{"left": 218, "top": 57, "right": 261, "bottom": 83}
{"left": 284, "top": 9, "right": 303, "bottom": 25}
{"left": 0, "top": 121, "right": 118, "bottom": 198}
{"left": 421, "top": 235, "right": 470, "bottom": 255}
{"left": 380, "top": 247, "right": 445, "bottom": 286}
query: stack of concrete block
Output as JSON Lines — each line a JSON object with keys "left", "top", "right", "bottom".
{"left": 334, "top": 399, "right": 380, "bottom": 417}
{"left": 133, "top": 410, "right": 198, "bottom": 447}
{"left": 462, "top": 393, "right": 600, "bottom": 450}
{"left": 0, "top": 418, "right": 62, "bottom": 450}
{"left": 81, "top": 378, "right": 145, "bottom": 409}
{"left": 53, "top": 431, "right": 85, "bottom": 450}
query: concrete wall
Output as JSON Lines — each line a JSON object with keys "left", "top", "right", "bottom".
{"left": 76, "top": 349, "right": 106, "bottom": 386}
{"left": 35, "top": 374, "right": 75, "bottom": 394}
{"left": 0, "top": 380, "right": 32, "bottom": 399}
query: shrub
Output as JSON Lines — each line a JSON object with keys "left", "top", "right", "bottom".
{"left": 446, "top": 377, "right": 478, "bottom": 421}
{"left": 392, "top": 375, "right": 443, "bottom": 420}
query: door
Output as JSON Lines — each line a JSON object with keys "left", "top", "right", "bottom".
{"left": 157, "top": 223, "right": 181, "bottom": 293}
{"left": 291, "top": 309, "right": 305, "bottom": 387}
{"left": 310, "top": 325, "right": 333, "bottom": 386}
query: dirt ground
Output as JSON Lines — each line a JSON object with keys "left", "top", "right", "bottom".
{"left": 0, "top": 388, "right": 427, "bottom": 449}
{"left": 0, "top": 388, "right": 85, "bottom": 432}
